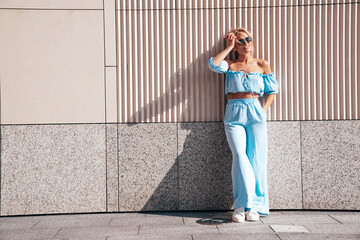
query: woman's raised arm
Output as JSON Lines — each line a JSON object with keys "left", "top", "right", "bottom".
{"left": 212, "top": 33, "right": 236, "bottom": 66}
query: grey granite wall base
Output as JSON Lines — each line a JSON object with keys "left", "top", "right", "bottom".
{"left": 1, "top": 120, "right": 359, "bottom": 216}
{"left": 301, "top": 121, "right": 360, "bottom": 210}
{"left": 267, "top": 122, "right": 302, "bottom": 209}
{"left": 178, "top": 123, "right": 233, "bottom": 210}
{"left": 117, "top": 123, "right": 178, "bottom": 211}
{"left": 106, "top": 123, "right": 118, "bottom": 212}
{"left": 0, "top": 124, "right": 106, "bottom": 216}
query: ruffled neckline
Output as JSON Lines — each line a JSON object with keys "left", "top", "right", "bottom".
{"left": 227, "top": 70, "right": 274, "bottom": 76}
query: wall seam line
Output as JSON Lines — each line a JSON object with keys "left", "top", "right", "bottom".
{"left": 0, "top": 78, "right": 1, "bottom": 215}
{"left": 103, "top": 0, "right": 107, "bottom": 124}
{"left": 0, "top": 124, "right": 2, "bottom": 215}
{"left": 105, "top": 125, "right": 108, "bottom": 212}
{"left": 102, "top": 0, "right": 108, "bottom": 212}
{"left": 176, "top": 122, "right": 179, "bottom": 210}
{"left": 117, "top": 123, "right": 120, "bottom": 212}
{"left": 300, "top": 121, "right": 304, "bottom": 209}
{"left": 115, "top": 0, "right": 120, "bottom": 213}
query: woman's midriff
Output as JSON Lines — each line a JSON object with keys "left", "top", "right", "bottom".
{"left": 228, "top": 92, "right": 260, "bottom": 99}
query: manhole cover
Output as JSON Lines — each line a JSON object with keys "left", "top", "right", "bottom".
{"left": 196, "top": 218, "right": 232, "bottom": 225}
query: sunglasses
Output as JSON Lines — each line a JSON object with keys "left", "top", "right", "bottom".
{"left": 235, "top": 37, "right": 252, "bottom": 45}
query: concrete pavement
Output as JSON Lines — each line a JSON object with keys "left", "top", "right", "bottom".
{"left": 1, "top": 210, "right": 360, "bottom": 239}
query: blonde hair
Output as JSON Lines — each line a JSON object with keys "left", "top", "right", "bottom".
{"left": 227, "top": 27, "right": 255, "bottom": 59}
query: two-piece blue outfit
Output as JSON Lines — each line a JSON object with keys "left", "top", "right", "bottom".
{"left": 208, "top": 57, "right": 279, "bottom": 216}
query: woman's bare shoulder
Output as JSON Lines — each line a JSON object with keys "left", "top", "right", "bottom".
{"left": 257, "top": 59, "right": 272, "bottom": 74}
{"left": 225, "top": 59, "right": 234, "bottom": 65}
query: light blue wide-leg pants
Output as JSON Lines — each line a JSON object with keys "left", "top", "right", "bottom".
{"left": 224, "top": 98, "right": 269, "bottom": 216}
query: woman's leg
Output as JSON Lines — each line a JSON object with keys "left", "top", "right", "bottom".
{"left": 244, "top": 108, "right": 269, "bottom": 215}
{"left": 224, "top": 123, "right": 256, "bottom": 209}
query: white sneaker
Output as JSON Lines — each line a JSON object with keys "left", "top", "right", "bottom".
{"left": 246, "top": 209, "right": 260, "bottom": 221}
{"left": 232, "top": 208, "right": 245, "bottom": 223}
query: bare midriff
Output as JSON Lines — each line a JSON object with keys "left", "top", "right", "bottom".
{"left": 228, "top": 92, "right": 260, "bottom": 99}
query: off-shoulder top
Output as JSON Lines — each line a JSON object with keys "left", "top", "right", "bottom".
{"left": 208, "top": 57, "right": 279, "bottom": 97}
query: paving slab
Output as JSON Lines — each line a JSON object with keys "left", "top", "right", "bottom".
{"left": 108, "top": 235, "right": 192, "bottom": 240}
{"left": 217, "top": 223, "right": 274, "bottom": 234}
{"left": 182, "top": 211, "right": 276, "bottom": 226}
{"left": 277, "top": 233, "right": 360, "bottom": 240}
{"left": 139, "top": 224, "right": 220, "bottom": 236}
{"left": 266, "top": 211, "right": 285, "bottom": 215}
{"left": 146, "top": 211, "right": 215, "bottom": 218}
{"left": 208, "top": 210, "right": 283, "bottom": 217}
{"left": 302, "top": 223, "right": 360, "bottom": 234}
{"left": 281, "top": 210, "right": 356, "bottom": 215}
{"left": 192, "top": 233, "right": 280, "bottom": 240}
{"left": 0, "top": 228, "right": 60, "bottom": 240}
{"left": 269, "top": 224, "right": 310, "bottom": 233}
{"left": 52, "top": 225, "right": 139, "bottom": 239}
{"left": 329, "top": 214, "right": 360, "bottom": 223}
{"left": 0, "top": 216, "right": 41, "bottom": 231}
{"left": 260, "top": 214, "right": 339, "bottom": 224}
{"left": 31, "top": 214, "right": 113, "bottom": 229}
{"left": 53, "top": 237, "right": 107, "bottom": 240}
{"left": 1, "top": 211, "right": 360, "bottom": 240}
{"left": 109, "top": 213, "right": 183, "bottom": 226}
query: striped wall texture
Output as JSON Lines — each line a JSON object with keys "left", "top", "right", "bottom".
{"left": 117, "top": 0, "right": 360, "bottom": 122}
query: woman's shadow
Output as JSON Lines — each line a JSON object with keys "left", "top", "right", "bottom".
{"left": 124, "top": 37, "right": 235, "bottom": 214}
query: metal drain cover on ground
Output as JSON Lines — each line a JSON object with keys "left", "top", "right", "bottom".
{"left": 196, "top": 218, "right": 232, "bottom": 225}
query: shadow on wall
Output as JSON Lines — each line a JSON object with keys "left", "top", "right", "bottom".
{"left": 122, "top": 37, "right": 235, "bottom": 211}
{"left": 141, "top": 122, "right": 233, "bottom": 212}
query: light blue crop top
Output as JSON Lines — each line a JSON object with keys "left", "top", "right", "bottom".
{"left": 208, "top": 57, "right": 279, "bottom": 97}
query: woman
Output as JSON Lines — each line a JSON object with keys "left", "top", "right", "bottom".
{"left": 208, "top": 27, "right": 279, "bottom": 223}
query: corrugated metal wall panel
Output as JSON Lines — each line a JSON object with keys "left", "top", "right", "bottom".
{"left": 116, "top": 0, "right": 359, "bottom": 122}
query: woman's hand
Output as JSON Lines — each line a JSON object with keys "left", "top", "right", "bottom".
{"left": 226, "top": 33, "right": 236, "bottom": 49}
{"left": 263, "top": 94, "right": 276, "bottom": 113}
